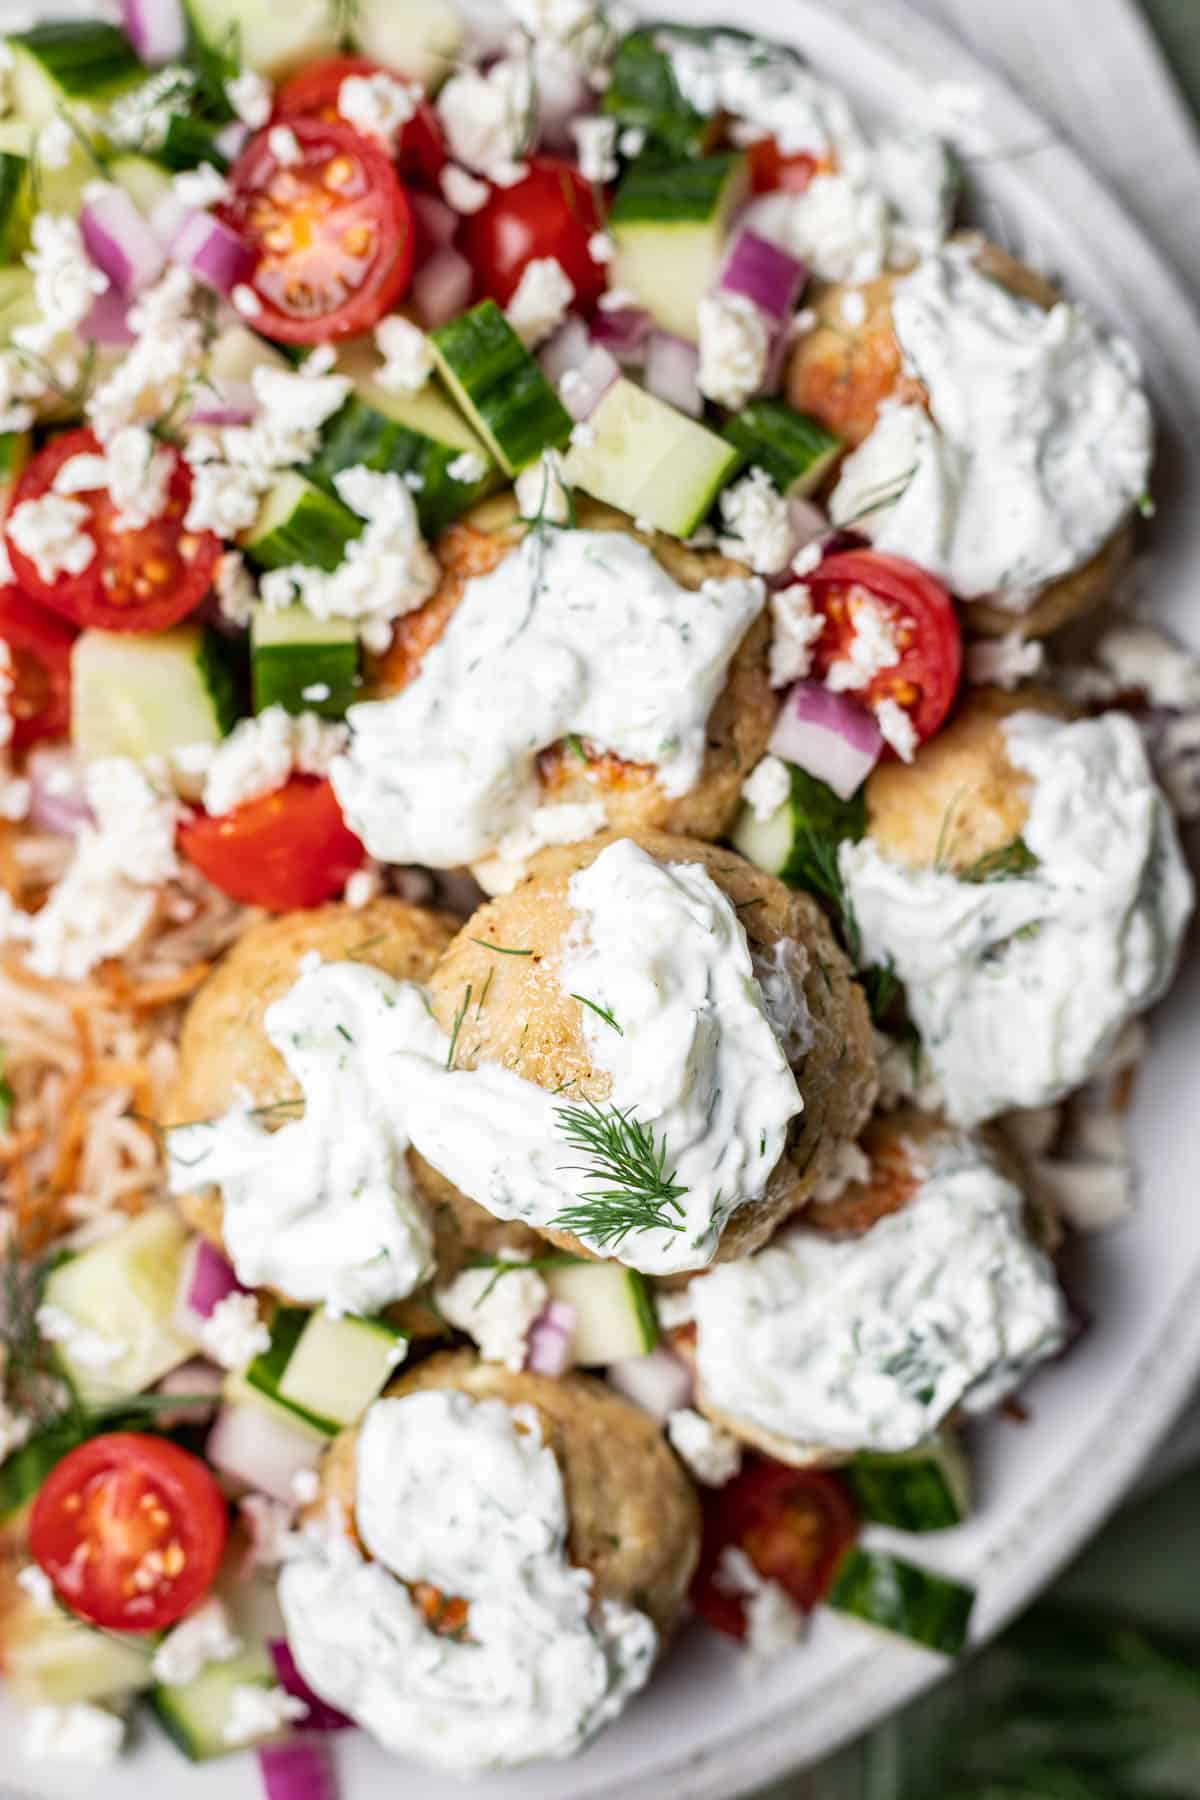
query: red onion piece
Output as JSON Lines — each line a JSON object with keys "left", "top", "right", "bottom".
{"left": 206, "top": 1400, "right": 324, "bottom": 1502}
{"left": 26, "top": 747, "right": 92, "bottom": 837}
{"left": 719, "top": 230, "right": 808, "bottom": 325}
{"left": 214, "top": 120, "right": 249, "bottom": 164}
{"left": 411, "top": 191, "right": 457, "bottom": 249}
{"left": 768, "top": 681, "right": 883, "bottom": 800}
{"left": 645, "top": 331, "right": 702, "bottom": 419}
{"left": 607, "top": 1346, "right": 694, "bottom": 1421}
{"left": 170, "top": 210, "right": 256, "bottom": 296}
{"left": 152, "top": 1358, "right": 224, "bottom": 1428}
{"left": 81, "top": 186, "right": 165, "bottom": 298}
{"left": 410, "top": 246, "right": 473, "bottom": 329}
{"left": 257, "top": 1739, "right": 338, "bottom": 1800}
{"left": 189, "top": 380, "right": 256, "bottom": 427}
{"left": 538, "top": 313, "right": 591, "bottom": 387}
{"left": 590, "top": 306, "right": 652, "bottom": 365}
{"left": 270, "top": 1641, "right": 354, "bottom": 1733}
{"left": 525, "top": 1300, "right": 576, "bottom": 1377}
{"left": 186, "top": 1236, "right": 245, "bottom": 1318}
{"left": 121, "top": 0, "right": 187, "bottom": 64}
{"left": 558, "top": 344, "right": 620, "bottom": 422}
{"left": 82, "top": 285, "right": 134, "bottom": 346}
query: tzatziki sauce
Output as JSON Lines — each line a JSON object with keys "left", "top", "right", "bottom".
{"left": 691, "top": 1130, "right": 1068, "bottom": 1454}
{"left": 839, "top": 711, "right": 1194, "bottom": 1124}
{"left": 330, "top": 527, "right": 763, "bottom": 867}
{"left": 278, "top": 1390, "right": 657, "bottom": 1772}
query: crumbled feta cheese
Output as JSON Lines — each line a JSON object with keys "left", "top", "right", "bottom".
{"left": 55, "top": 425, "right": 174, "bottom": 532}
{"left": 514, "top": 449, "right": 572, "bottom": 525}
{"left": 239, "top": 1493, "right": 299, "bottom": 1570}
{"left": 714, "top": 1546, "right": 807, "bottom": 1661}
{"left": 742, "top": 754, "right": 792, "bottom": 823}
{"left": 200, "top": 1292, "right": 271, "bottom": 1372}
{"left": 375, "top": 314, "right": 433, "bottom": 395}
{"left": 791, "top": 539, "right": 825, "bottom": 578}
{"left": 597, "top": 286, "right": 637, "bottom": 312}
{"left": 24, "top": 1703, "right": 125, "bottom": 1764}
{"left": 151, "top": 1598, "right": 243, "bottom": 1686}
{"left": 172, "top": 162, "right": 231, "bottom": 209}
{"left": 226, "top": 69, "right": 273, "bottom": 130}
{"left": 440, "top": 163, "right": 491, "bottom": 214}
{"left": 35, "top": 1304, "right": 125, "bottom": 1371}
{"left": 587, "top": 229, "right": 615, "bottom": 263}
{"left": 666, "top": 1407, "right": 742, "bottom": 1485}
{"left": 267, "top": 124, "right": 302, "bottom": 166}
{"left": 23, "top": 211, "right": 107, "bottom": 346}
{"left": 302, "top": 682, "right": 332, "bottom": 704}
{"left": 447, "top": 450, "right": 488, "bottom": 484}
{"left": 505, "top": 256, "right": 575, "bottom": 349}
{"left": 109, "top": 64, "right": 196, "bottom": 153}
{"left": 215, "top": 551, "right": 256, "bottom": 628}
{"left": 291, "top": 1468, "right": 321, "bottom": 1505}
{"left": 653, "top": 1287, "right": 695, "bottom": 1330}
{"left": 748, "top": 175, "right": 890, "bottom": 286}
{"left": 436, "top": 1264, "right": 550, "bottom": 1371}
{"left": 338, "top": 72, "right": 417, "bottom": 145}
{"left": 344, "top": 865, "right": 383, "bottom": 909}
{"left": 16, "top": 1564, "right": 55, "bottom": 1611}
{"left": 874, "top": 695, "right": 919, "bottom": 761}
{"left": 572, "top": 115, "right": 618, "bottom": 183}
{"left": 87, "top": 266, "right": 206, "bottom": 441}
{"left": 619, "top": 126, "right": 645, "bottom": 158}
{"left": 0, "top": 1396, "right": 32, "bottom": 1462}
{"left": 769, "top": 583, "right": 824, "bottom": 687}
{"left": 718, "top": 466, "right": 793, "bottom": 574}
{"left": 697, "top": 291, "right": 770, "bottom": 410}
{"left": 246, "top": 363, "right": 352, "bottom": 466}
{"left": 967, "top": 632, "right": 1046, "bottom": 690}
{"left": 569, "top": 420, "right": 596, "bottom": 449}
{"left": 36, "top": 117, "right": 75, "bottom": 171}
{"left": 203, "top": 708, "right": 348, "bottom": 817}
{"left": 6, "top": 494, "right": 93, "bottom": 583}
{"left": 231, "top": 282, "right": 262, "bottom": 318}
{"left": 222, "top": 1683, "right": 307, "bottom": 1747}
{"left": 186, "top": 455, "right": 262, "bottom": 536}
{"left": 436, "top": 60, "right": 533, "bottom": 186}
{"left": 825, "top": 593, "right": 900, "bottom": 693}
{"left": 840, "top": 289, "right": 868, "bottom": 327}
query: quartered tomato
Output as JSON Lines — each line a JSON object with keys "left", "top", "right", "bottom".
{"left": 808, "top": 550, "right": 962, "bottom": 748}
{"left": 274, "top": 54, "right": 447, "bottom": 187}
{"left": 222, "top": 118, "right": 415, "bottom": 344}
{"left": 29, "top": 1433, "right": 228, "bottom": 1633}
{"left": 0, "top": 585, "right": 75, "bottom": 748}
{"left": 459, "top": 156, "right": 607, "bottom": 312}
{"left": 692, "top": 1460, "right": 859, "bottom": 1639}
{"left": 178, "top": 774, "right": 365, "bottom": 911}
{"left": 746, "top": 138, "right": 821, "bottom": 194}
{"left": 5, "top": 431, "right": 220, "bottom": 634}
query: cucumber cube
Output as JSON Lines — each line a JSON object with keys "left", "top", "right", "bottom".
{"left": 609, "top": 152, "right": 748, "bottom": 342}
{"left": 242, "top": 471, "right": 363, "bottom": 574}
{"left": 348, "top": 0, "right": 463, "bottom": 89}
{"left": 71, "top": 626, "right": 238, "bottom": 767}
{"left": 563, "top": 376, "right": 740, "bottom": 538}
{"left": 5, "top": 22, "right": 142, "bottom": 127}
{"left": 542, "top": 1262, "right": 657, "bottom": 1366}
{"left": 183, "top": 0, "right": 340, "bottom": 78}
{"left": 277, "top": 1310, "right": 406, "bottom": 1427}
{"left": 251, "top": 605, "right": 359, "bottom": 720}
{"left": 4, "top": 1598, "right": 155, "bottom": 1706}
{"left": 431, "top": 301, "right": 573, "bottom": 476}
{"left": 149, "top": 1644, "right": 280, "bottom": 1761}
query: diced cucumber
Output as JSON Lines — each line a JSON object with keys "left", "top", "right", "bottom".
{"left": 71, "top": 626, "right": 238, "bottom": 766}
{"left": 244, "top": 1306, "right": 334, "bottom": 1436}
{"left": 0, "top": 1419, "right": 83, "bottom": 1527}
{"left": 149, "top": 1643, "right": 280, "bottom": 1761}
{"left": 825, "top": 1547, "right": 975, "bottom": 1654}
{"left": 207, "top": 1375, "right": 329, "bottom": 1497}
{"left": 602, "top": 27, "right": 712, "bottom": 157}
{"left": 0, "top": 266, "right": 38, "bottom": 346}
{"left": 251, "top": 605, "right": 358, "bottom": 720}
{"left": 5, "top": 21, "right": 142, "bottom": 127}
{"left": 309, "top": 344, "right": 500, "bottom": 537}
{"left": 183, "top": 0, "right": 340, "bottom": 79}
{"left": 277, "top": 1309, "right": 406, "bottom": 1428}
{"left": 431, "top": 300, "right": 573, "bottom": 477}
{"left": 732, "top": 765, "right": 865, "bottom": 902}
{"left": 847, "top": 1435, "right": 972, "bottom": 1533}
{"left": 4, "top": 1596, "right": 155, "bottom": 1706}
{"left": 203, "top": 322, "right": 290, "bottom": 394}
{"left": 0, "top": 127, "right": 33, "bottom": 261}
{"left": 348, "top": 0, "right": 464, "bottom": 90}
{"left": 241, "top": 471, "right": 363, "bottom": 573}
{"left": 40, "top": 1205, "right": 196, "bottom": 1406}
{"left": 108, "top": 153, "right": 177, "bottom": 219}
{"left": 609, "top": 152, "right": 748, "bottom": 342}
{"left": 723, "top": 402, "right": 842, "bottom": 497}
{"left": 543, "top": 1262, "right": 658, "bottom": 1366}
{"left": 0, "top": 427, "right": 31, "bottom": 509}
{"left": 562, "top": 375, "right": 739, "bottom": 538}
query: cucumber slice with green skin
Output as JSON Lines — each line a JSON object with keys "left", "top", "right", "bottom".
{"left": 4, "top": 1597, "right": 155, "bottom": 1706}
{"left": 0, "top": 428, "right": 31, "bottom": 506}
{"left": 732, "top": 764, "right": 865, "bottom": 904}
{"left": 847, "top": 1436, "right": 972, "bottom": 1533}
{"left": 563, "top": 375, "right": 740, "bottom": 538}
{"left": 602, "top": 29, "right": 712, "bottom": 157}
{"left": 108, "top": 153, "right": 178, "bottom": 219}
{"left": 241, "top": 471, "right": 364, "bottom": 573}
{"left": 0, "top": 1419, "right": 84, "bottom": 1526}
{"left": 542, "top": 1262, "right": 658, "bottom": 1365}
{"left": 40, "top": 1205, "right": 197, "bottom": 1407}
{"left": 723, "top": 402, "right": 843, "bottom": 499}
{"left": 348, "top": 0, "right": 464, "bottom": 90}
{"left": 609, "top": 152, "right": 748, "bottom": 342}
{"left": 825, "top": 1547, "right": 975, "bottom": 1654}
{"left": 71, "top": 626, "right": 238, "bottom": 767}
{"left": 277, "top": 1309, "right": 407, "bottom": 1428}
{"left": 183, "top": 0, "right": 340, "bottom": 79}
{"left": 0, "top": 133, "right": 33, "bottom": 261}
{"left": 431, "top": 300, "right": 573, "bottom": 477}
{"left": 0, "top": 120, "right": 93, "bottom": 229}
{"left": 149, "top": 1643, "right": 281, "bottom": 1761}
{"left": 244, "top": 1307, "right": 331, "bottom": 1433}
{"left": 4, "top": 22, "right": 142, "bottom": 127}
{"left": 251, "top": 604, "right": 359, "bottom": 720}
{"left": 0, "top": 266, "right": 38, "bottom": 347}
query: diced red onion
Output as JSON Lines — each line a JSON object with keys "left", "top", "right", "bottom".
{"left": 719, "top": 229, "right": 808, "bottom": 325}
{"left": 525, "top": 1300, "right": 576, "bottom": 1377}
{"left": 270, "top": 1641, "right": 354, "bottom": 1733}
{"left": 257, "top": 1739, "right": 338, "bottom": 1800}
{"left": 121, "top": 0, "right": 187, "bottom": 64}
{"left": 26, "top": 747, "right": 92, "bottom": 836}
{"left": 411, "top": 191, "right": 458, "bottom": 249}
{"left": 206, "top": 1400, "right": 324, "bottom": 1503}
{"left": 82, "top": 285, "right": 135, "bottom": 346}
{"left": 189, "top": 380, "right": 256, "bottom": 426}
{"left": 768, "top": 681, "right": 883, "bottom": 800}
{"left": 558, "top": 344, "right": 619, "bottom": 422}
{"left": 536, "top": 66, "right": 592, "bottom": 152}
{"left": 607, "top": 1346, "right": 694, "bottom": 1421}
{"left": 185, "top": 1236, "right": 245, "bottom": 1319}
{"left": 538, "top": 313, "right": 591, "bottom": 387}
{"left": 214, "top": 121, "right": 250, "bottom": 164}
{"left": 152, "top": 1358, "right": 224, "bottom": 1428}
{"left": 590, "top": 306, "right": 652, "bottom": 365}
{"left": 81, "top": 186, "right": 165, "bottom": 298}
{"left": 170, "top": 210, "right": 256, "bottom": 297}
{"left": 410, "top": 246, "right": 473, "bottom": 329}
{"left": 645, "top": 331, "right": 701, "bottom": 419}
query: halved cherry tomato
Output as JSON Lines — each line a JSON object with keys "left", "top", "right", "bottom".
{"left": 222, "top": 118, "right": 415, "bottom": 344}
{"left": 808, "top": 550, "right": 962, "bottom": 747}
{"left": 459, "top": 156, "right": 607, "bottom": 312}
{"left": 747, "top": 138, "right": 821, "bottom": 194}
{"left": 274, "top": 54, "right": 447, "bottom": 187}
{"left": 0, "top": 585, "right": 75, "bottom": 748}
{"left": 5, "top": 430, "right": 220, "bottom": 634}
{"left": 178, "top": 774, "right": 365, "bottom": 911}
{"left": 692, "top": 1460, "right": 859, "bottom": 1640}
{"left": 29, "top": 1433, "right": 228, "bottom": 1633}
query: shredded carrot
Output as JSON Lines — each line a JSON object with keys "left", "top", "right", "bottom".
{"left": 125, "top": 965, "right": 211, "bottom": 1010}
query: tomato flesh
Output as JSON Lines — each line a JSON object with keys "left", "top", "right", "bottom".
{"left": 178, "top": 774, "right": 366, "bottom": 911}
{"left": 692, "top": 1461, "right": 859, "bottom": 1640}
{"left": 809, "top": 549, "right": 963, "bottom": 747}
{"left": 274, "top": 55, "right": 446, "bottom": 187}
{"left": 747, "top": 137, "right": 821, "bottom": 194}
{"left": 5, "top": 430, "right": 220, "bottom": 634}
{"left": 29, "top": 1433, "right": 228, "bottom": 1633}
{"left": 223, "top": 118, "right": 415, "bottom": 344}
{"left": 459, "top": 156, "right": 607, "bottom": 312}
{"left": 0, "top": 585, "right": 75, "bottom": 748}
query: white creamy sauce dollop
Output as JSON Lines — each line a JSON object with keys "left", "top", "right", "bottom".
{"left": 830, "top": 245, "right": 1153, "bottom": 601}
{"left": 692, "top": 1132, "right": 1068, "bottom": 1453}
{"left": 278, "top": 1390, "right": 657, "bottom": 1772}
{"left": 840, "top": 712, "right": 1193, "bottom": 1124}
{"left": 331, "top": 527, "right": 763, "bottom": 867}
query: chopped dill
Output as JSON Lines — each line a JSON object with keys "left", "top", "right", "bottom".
{"left": 570, "top": 994, "right": 623, "bottom": 1034}
{"left": 476, "top": 967, "right": 494, "bottom": 1017}
{"left": 446, "top": 985, "right": 472, "bottom": 1070}
{"left": 960, "top": 838, "right": 1038, "bottom": 884}
{"left": 467, "top": 938, "right": 533, "bottom": 956}
{"left": 552, "top": 1100, "right": 687, "bottom": 1249}
{"left": 565, "top": 733, "right": 589, "bottom": 764}
{"left": 335, "top": 1024, "right": 354, "bottom": 1044}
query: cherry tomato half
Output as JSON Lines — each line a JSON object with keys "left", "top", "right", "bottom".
{"left": 0, "top": 585, "right": 75, "bottom": 749}
{"left": 5, "top": 431, "right": 220, "bottom": 634}
{"left": 747, "top": 138, "right": 821, "bottom": 194}
{"left": 691, "top": 1461, "right": 859, "bottom": 1640}
{"left": 459, "top": 156, "right": 607, "bottom": 312}
{"left": 29, "top": 1433, "right": 229, "bottom": 1633}
{"left": 222, "top": 118, "right": 415, "bottom": 344}
{"left": 808, "top": 550, "right": 963, "bottom": 747}
{"left": 274, "top": 55, "right": 447, "bottom": 188}
{"left": 178, "top": 774, "right": 365, "bottom": 911}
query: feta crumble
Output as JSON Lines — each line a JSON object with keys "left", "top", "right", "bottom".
{"left": 840, "top": 289, "right": 868, "bottom": 327}
{"left": 769, "top": 583, "right": 825, "bottom": 687}
{"left": 6, "top": 493, "right": 93, "bottom": 583}
{"left": 967, "top": 633, "right": 1046, "bottom": 690}
{"left": 222, "top": 1683, "right": 307, "bottom": 1748}
{"left": 587, "top": 229, "right": 615, "bottom": 263}
{"left": 21, "top": 211, "right": 107, "bottom": 351}
{"left": 36, "top": 117, "right": 75, "bottom": 171}
{"left": 572, "top": 115, "right": 618, "bottom": 183}
{"left": 202, "top": 708, "right": 348, "bottom": 817}
{"left": 742, "top": 754, "right": 792, "bottom": 822}
{"left": 436, "top": 60, "right": 534, "bottom": 186}
{"left": 514, "top": 449, "right": 572, "bottom": 525}
{"left": 16, "top": 1564, "right": 55, "bottom": 1611}
{"left": 151, "top": 1598, "right": 243, "bottom": 1686}
{"left": 436, "top": 1263, "right": 550, "bottom": 1371}
{"left": 225, "top": 70, "right": 273, "bottom": 130}
{"left": 231, "top": 282, "right": 262, "bottom": 319}
{"left": 0, "top": 1396, "right": 31, "bottom": 1462}
{"left": 440, "top": 163, "right": 491, "bottom": 214}
{"left": 200, "top": 1291, "right": 271, "bottom": 1372}
{"left": 172, "top": 162, "right": 231, "bottom": 209}
{"left": 215, "top": 551, "right": 256, "bottom": 628}
{"left": 666, "top": 1407, "right": 742, "bottom": 1485}
{"left": 714, "top": 1547, "right": 806, "bottom": 1660}
{"left": 375, "top": 314, "right": 433, "bottom": 394}
{"left": 35, "top": 1304, "right": 124, "bottom": 1371}
{"left": 87, "top": 265, "right": 206, "bottom": 441}
{"left": 54, "top": 425, "right": 174, "bottom": 532}
{"left": 505, "top": 256, "right": 576, "bottom": 348}
{"left": 447, "top": 450, "right": 488, "bottom": 484}
{"left": 825, "top": 594, "right": 900, "bottom": 692}
{"left": 697, "top": 291, "right": 770, "bottom": 410}
{"left": 267, "top": 124, "right": 302, "bottom": 166}
{"left": 874, "top": 695, "right": 918, "bottom": 761}
{"left": 24, "top": 1703, "right": 125, "bottom": 1765}
{"left": 344, "top": 865, "right": 383, "bottom": 909}
{"left": 338, "top": 72, "right": 417, "bottom": 145}
{"left": 718, "top": 466, "right": 793, "bottom": 574}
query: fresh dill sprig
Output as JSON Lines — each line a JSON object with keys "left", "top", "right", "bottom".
{"left": 552, "top": 1100, "right": 688, "bottom": 1249}
{"left": 467, "top": 1251, "right": 587, "bottom": 1302}
{"left": 570, "top": 994, "right": 623, "bottom": 1034}
{"left": 475, "top": 967, "right": 494, "bottom": 1017}
{"left": 565, "top": 733, "right": 589, "bottom": 764}
{"left": 467, "top": 938, "right": 533, "bottom": 956}
{"left": 960, "top": 837, "right": 1038, "bottom": 884}
{"left": 836, "top": 465, "right": 919, "bottom": 529}
{"left": 446, "top": 985, "right": 472, "bottom": 1070}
